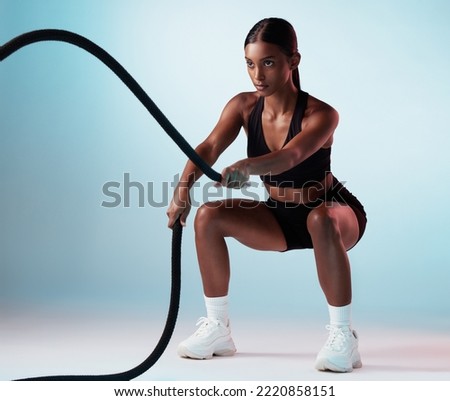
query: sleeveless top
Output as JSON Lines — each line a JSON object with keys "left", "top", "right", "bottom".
{"left": 247, "top": 90, "right": 331, "bottom": 188}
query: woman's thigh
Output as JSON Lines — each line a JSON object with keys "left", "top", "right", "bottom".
{"left": 195, "top": 198, "right": 288, "bottom": 252}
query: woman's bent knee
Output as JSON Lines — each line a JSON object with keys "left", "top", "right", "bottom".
{"left": 307, "top": 207, "right": 340, "bottom": 239}
{"left": 194, "top": 201, "right": 225, "bottom": 232}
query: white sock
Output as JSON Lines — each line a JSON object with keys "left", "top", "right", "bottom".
{"left": 328, "top": 303, "right": 351, "bottom": 328}
{"left": 204, "top": 295, "right": 229, "bottom": 324}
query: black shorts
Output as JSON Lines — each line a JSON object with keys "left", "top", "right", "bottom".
{"left": 264, "top": 177, "right": 367, "bottom": 251}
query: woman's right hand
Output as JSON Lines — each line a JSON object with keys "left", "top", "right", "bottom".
{"left": 167, "top": 186, "right": 192, "bottom": 229}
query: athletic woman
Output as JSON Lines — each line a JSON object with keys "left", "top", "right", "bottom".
{"left": 167, "top": 17, "right": 367, "bottom": 373}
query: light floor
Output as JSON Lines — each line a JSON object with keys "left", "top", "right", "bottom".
{"left": 1, "top": 311, "right": 449, "bottom": 382}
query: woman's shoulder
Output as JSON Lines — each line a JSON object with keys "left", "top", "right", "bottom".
{"left": 224, "top": 92, "right": 260, "bottom": 123}
{"left": 304, "top": 93, "right": 339, "bottom": 121}
{"left": 213, "top": 92, "right": 260, "bottom": 130}
{"left": 304, "top": 95, "right": 339, "bottom": 127}
{"left": 227, "top": 91, "right": 259, "bottom": 109}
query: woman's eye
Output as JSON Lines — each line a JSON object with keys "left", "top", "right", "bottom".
{"left": 264, "top": 60, "right": 274, "bottom": 67}
{"left": 246, "top": 61, "right": 254, "bottom": 68}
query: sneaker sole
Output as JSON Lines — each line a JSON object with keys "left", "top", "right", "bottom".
{"left": 315, "top": 357, "right": 362, "bottom": 373}
{"left": 177, "top": 344, "right": 213, "bottom": 360}
{"left": 177, "top": 342, "right": 236, "bottom": 360}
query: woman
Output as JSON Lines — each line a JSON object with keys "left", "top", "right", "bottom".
{"left": 167, "top": 17, "right": 367, "bottom": 373}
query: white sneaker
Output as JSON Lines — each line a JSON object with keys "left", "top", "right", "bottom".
{"left": 177, "top": 317, "right": 236, "bottom": 359}
{"left": 314, "top": 325, "right": 362, "bottom": 372}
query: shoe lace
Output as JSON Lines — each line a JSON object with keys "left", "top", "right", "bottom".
{"left": 194, "top": 317, "right": 218, "bottom": 336}
{"left": 324, "top": 325, "right": 351, "bottom": 351}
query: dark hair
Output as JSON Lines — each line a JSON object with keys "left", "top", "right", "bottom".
{"left": 244, "top": 18, "right": 300, "bottom": 90}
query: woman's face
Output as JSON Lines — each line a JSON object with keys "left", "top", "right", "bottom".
{"left": 244, "top": 41, "right": 296, "bottom": 96}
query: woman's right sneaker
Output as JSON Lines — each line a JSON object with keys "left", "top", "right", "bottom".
{"left": 177, "top": 317, "right": 236, "bottom": 359}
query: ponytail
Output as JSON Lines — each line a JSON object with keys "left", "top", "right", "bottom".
{"left": 292, "top": 67, "right": 301, "bottom": 90}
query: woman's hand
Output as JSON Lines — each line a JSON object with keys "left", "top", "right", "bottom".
{"left": 167, "top": 186, "right": 192, "bottom": 228}
{"left": 217, "top": 159, "right": 250, "bottom": 189}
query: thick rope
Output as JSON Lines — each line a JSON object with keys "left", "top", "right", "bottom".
{"left": 0, "top": 29, "right": 221, "bottom": 183}
{"left": 0, "top": 29, "right": 221, "bottom": 381}
{"left": 17, "top": 219, "right": 182, "bottom": 381}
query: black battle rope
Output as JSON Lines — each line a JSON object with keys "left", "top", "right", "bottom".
{"left": 0, "top": 29, "right": 222, "bottom": 381}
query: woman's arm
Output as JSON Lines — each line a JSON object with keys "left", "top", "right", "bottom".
{"left": 219, "top": 101, "right": 338, "bottom": 187}
{"left": 167, "top": 94, "right": 245, "bottom": 227}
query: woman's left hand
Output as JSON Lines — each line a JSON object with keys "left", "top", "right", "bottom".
{"left": 217, "top": 160, "right": 250, "bottom": 188}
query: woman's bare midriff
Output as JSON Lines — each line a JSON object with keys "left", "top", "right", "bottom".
{"left": 265, "top": 172, "right": 333, "bottom": 204}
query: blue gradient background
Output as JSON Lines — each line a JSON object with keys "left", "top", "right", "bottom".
{"left": 1, "top": 0, "right": 449, "bottom": 332}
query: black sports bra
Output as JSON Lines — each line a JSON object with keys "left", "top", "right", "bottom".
{"left": 247, "top": 90, "right": 331, "bottom": 188}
